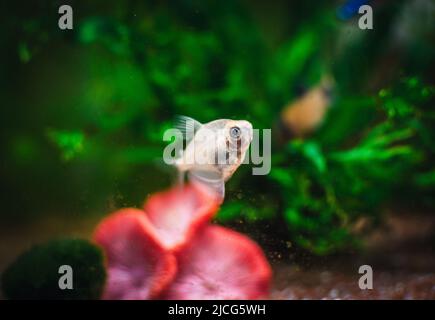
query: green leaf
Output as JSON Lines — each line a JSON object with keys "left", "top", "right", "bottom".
{"left": 46, "top": 129, "right": 85, "bottom": 161}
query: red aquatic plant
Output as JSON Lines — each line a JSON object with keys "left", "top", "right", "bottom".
{"left": 162, "top": 225, "right": 271, "bottom": 300}
{"left": 93, "top": 209, "right": 177, "bottom": 300}
{"left": 143, "top": 184, "right": 218, "bottom": 252}
{"left": 93, "top": 184, "right": 272, "bottom": 300}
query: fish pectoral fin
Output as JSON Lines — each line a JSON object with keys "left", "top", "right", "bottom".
{"left": 174, "top": 115, "right": 202, "bottom": 143}
{"left": 188, "top": 170, "right": 225, "bottom": 201}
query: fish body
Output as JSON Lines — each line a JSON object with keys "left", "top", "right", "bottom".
{"left": 174, "top": 116, "right": 253, "bottom": 201}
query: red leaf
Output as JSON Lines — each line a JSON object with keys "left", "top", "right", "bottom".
{"left": 93, "top": 208, "right": 177, "bottom": 300}
{"left": 163, "top": 225, "right": 272, "bottom": 300}
{"left": 144, "top": 184, "right": 219, "bottom": 252}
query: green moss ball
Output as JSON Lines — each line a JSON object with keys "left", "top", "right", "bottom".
{"left": 1, "top": 238, "right": 106, "bottom": 300}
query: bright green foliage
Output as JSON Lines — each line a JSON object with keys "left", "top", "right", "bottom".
{"left": 47, "top": 129, "right": 85, "bottom": 161}
{"left": 267, "top": 79, "right": 434, "bottom": 254}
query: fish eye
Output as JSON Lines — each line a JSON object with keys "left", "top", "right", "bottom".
{"left": 229, "top": 126, "right": 241, "bottom": 139}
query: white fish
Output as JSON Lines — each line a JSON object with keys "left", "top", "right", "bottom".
{"left": 173, "top": 116, "right": 253, "bottom": 201}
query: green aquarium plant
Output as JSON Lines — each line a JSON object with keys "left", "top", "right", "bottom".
{"left": 263, "top": 78, "right": 435, "bottom": 255}
{"left": 1, "top": 238, "right": 106, "bottom": 300}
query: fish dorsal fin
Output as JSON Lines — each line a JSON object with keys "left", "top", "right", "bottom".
{"left": 174, "top": 115, "right": 202, "bottom": 143}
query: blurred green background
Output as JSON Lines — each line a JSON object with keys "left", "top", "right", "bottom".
{"left": 0, "top": 0, "right": 434, "bottom": 255}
